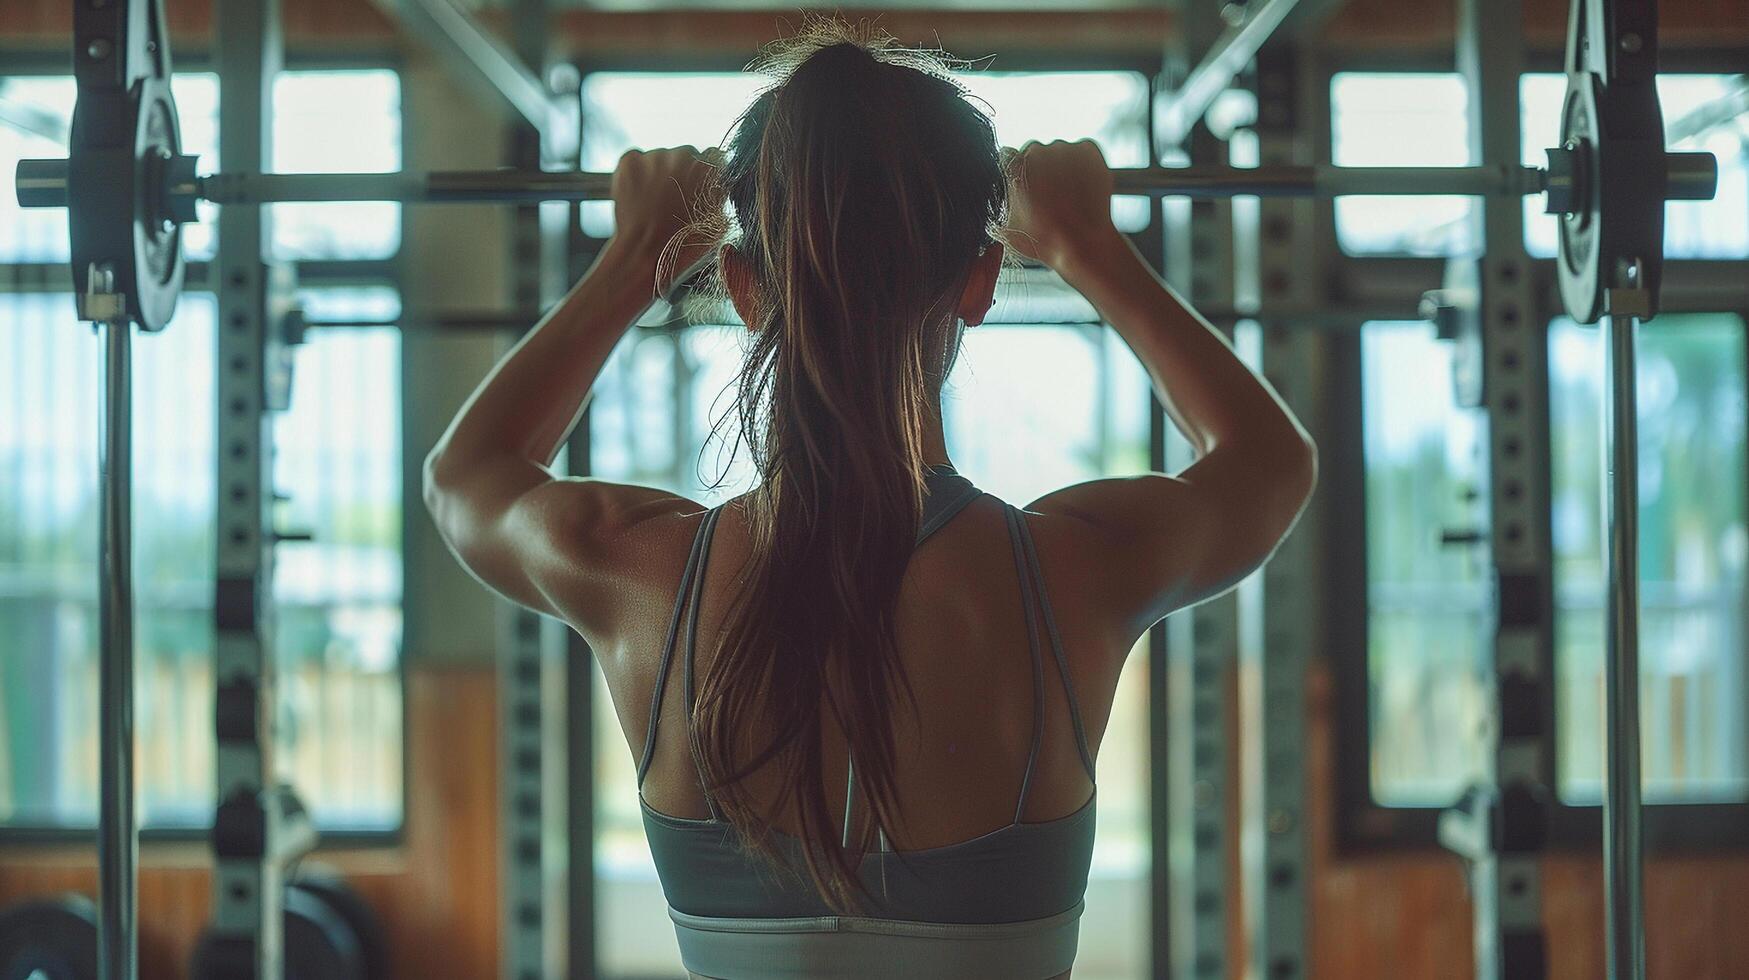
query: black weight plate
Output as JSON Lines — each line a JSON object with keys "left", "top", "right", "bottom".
{"left": 0, "top": 894, "right": 98, "bottom": 980}
{"left": 129, "top": 75, "right": 186, "bottom": 332}
{"left": 138, "top": 91, "right": 180, "bottom": 287}
{"left": 291, "top": 872, "right": 388, "bottom": 980}
{"left": 1556, "top": 72, "right": 1604, "bottom": 324}
{"left": 284, "top": 882, "right": 366, "bottom": 980}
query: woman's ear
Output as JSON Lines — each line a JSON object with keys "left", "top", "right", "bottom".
{"left": 957, "top": 242, "right": 1004, "bottom": 327}
{"left": 722, "top": 244, "right": 760, "bottom": 331}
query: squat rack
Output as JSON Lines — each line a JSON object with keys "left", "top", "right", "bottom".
{"left": 10, "top": 0, "right": 1718, "bottom": 977}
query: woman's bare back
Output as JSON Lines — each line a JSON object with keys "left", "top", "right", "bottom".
{"left": 609, "top": 492, "right": 1126, "bottom": 853}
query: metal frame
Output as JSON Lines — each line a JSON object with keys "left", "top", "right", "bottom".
{"left": 1322, "top": 41, "right": 1749, "bottom": 853}
{"left": 366, "top": 0, "right": 563, "bottom": 147}
{"left": 1436, "top": 4, "right": 1554, "bottom": 978}
{"left": 0, "top": 39, "right": 412, "bottom": 845}
{"left": 204, "top": 2, "right": 313, "bottom": 977}
{"left": 1245, "top": 42, "right": 1322, "bottom": 980}
{"left": 1155, "top": 0, "right": 1303, "bottom": 150}
{"left": 499, "top": 5, "right": 581, "bottom": 977}
{"left": 1161, "top": 7, "right": 1237, "bottom": 979}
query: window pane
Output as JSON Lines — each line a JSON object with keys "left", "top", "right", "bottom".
{"left": 0, "top": 293, "right": 218, "bottom": 827}
{"left": 1331, "top": 73, "right": 1475, "bottom": 256}
{"left": 271, "top": 71, "right": 402, "bottom": 260}
{"left": 273, "top": 291, "right": 405, "bottom": 829}
{"left": 1549, "top": 314, "right": 1749, "bottom": 802}
{"left": 1362, "top": 321, "right": 1490, "bottom": 805}
{"left": 1523, "top": 73, "right": 1749, "bottom": 259}
{"left": 578, "top": 70, "right": 1152, "bottom": 238}
{"left": 0, "top": 290, "right": 405, "bottom": 831}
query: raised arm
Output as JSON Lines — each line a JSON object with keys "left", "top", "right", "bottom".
{"left": 1005, "top": 140, "right": 1317, "bottom": 639}
{"left": 422, "top": 147, "right": 721, "bottom": 624}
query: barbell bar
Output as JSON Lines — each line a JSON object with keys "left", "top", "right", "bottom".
{"left": 16, "top": 156, "right": 1719, "bottom": 208}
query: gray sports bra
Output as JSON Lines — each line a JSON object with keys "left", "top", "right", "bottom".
{"left": 636, "top": 466, "right": 1098, "bottom": 979}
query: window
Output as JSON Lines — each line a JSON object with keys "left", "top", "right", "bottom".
{"left": 0, "top": 292, "right": 219, "bottom": 828}
{"left": 1548, "top": 314, "right": 1749, "bottom": 803}
{"left": 1328, "top": 70, "right": 1749, "bottom": 260}
{"left": 1522, "top": 73, "right": 1749, "bottom": 260}
{"left": 1353, "top": 313, "right": 1749, "bottom": 822}
{"left": 1330, "top": 73, "right": 1475, "bottom": 257}
{"left": 577, "top": 69, "right": 1153, "bottom": 239}
{"left": 0, "top": 69, "right": 406, "bottom": 833}
{"left": 580, "top": 69, "right": 1154, "bottom": 980}
{"left": 1359, "top": 321, "right": 1490, "bottom": 807}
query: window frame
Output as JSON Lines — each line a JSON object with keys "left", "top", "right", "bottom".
{"left": 0, "top": 47, "right": 412, "bottom": 846}
{"left": 1325, "top": 48, "right": 1749, "bottom": 852}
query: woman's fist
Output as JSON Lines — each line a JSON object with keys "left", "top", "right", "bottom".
{"left": 1002, "top": 140, "right": 1119, "bottom": 272}
{"left": 610, "top": 146, "right": 725, "bottom": 288}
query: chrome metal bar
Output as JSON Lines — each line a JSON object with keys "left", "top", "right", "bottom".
{"left": 194, "top": 164, "right": 1549, "bottom": 204}
{"left": 97, "top": 318, "right": 137, "bottom": 980}
{"left": 1155, "top": 0, "right": 1303, "bottom": 147}
{"left": 1601, "top": 310, "right": 1646, "bottom": 980}
{"left": 28, "top": 156, "right": 1723, "bottom": 210}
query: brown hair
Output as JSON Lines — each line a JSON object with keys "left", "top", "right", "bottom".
{"left": 690, "top": 19, "right": 1007, "bottom": 912}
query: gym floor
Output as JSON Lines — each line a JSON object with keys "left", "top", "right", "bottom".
{"left": 1, "top": 0, "right": 1747, "bottom": 978}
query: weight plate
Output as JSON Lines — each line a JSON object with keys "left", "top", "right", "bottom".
{"left": 65, "top": 73, "right": 188, "bottom": 332}
{"left": 0, "top": 894, "right": 98, "bottom": 980}
{"left": 291, "top": 872, "right": 388, "bottom": 980}
{"left": 130, "top": 75, "right": 186, "bottom": 332}
{"left": 1556, "top": 72, "right": 1604, "bottom": 324}
{"left": 284, "top": 882, "right": 367, "bottom": 980}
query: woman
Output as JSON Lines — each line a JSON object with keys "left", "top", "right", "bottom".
{"left": 425, "top": 24, "right": 1315, "bottom": 980}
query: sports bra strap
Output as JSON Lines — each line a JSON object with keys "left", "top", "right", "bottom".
{"left": 683, "top": 507, "right": 727, "bottom": 819}
{"left": 1003, "top": 505, "right": 1049, "bottom": 824}
{"left": 637, "top": 506, "right": 724, "bottom": 792}
{"left": 1012, "top": 510, "right": 1098, "bottom": 781}
{"left": 917, "top": 468, "right": 983, "bottom": 544}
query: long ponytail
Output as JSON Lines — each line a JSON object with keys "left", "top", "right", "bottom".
{"left": 691, "top": 21, "right": 1007, "bottom": 912}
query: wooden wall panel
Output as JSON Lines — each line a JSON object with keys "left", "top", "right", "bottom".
{"left": 1302, "top": 659, "right": 1749, "bottom": 980}
{"left": 0, "top": 667, "right": 499, "bottom": 980}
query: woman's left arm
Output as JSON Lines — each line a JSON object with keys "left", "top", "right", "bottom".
{"left": 423, "top": 147, "right": 721, "bottom": 621}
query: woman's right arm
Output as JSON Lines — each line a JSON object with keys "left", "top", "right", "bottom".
{"left": 1006, "top": 140, "right": 1317, "bottom": 637}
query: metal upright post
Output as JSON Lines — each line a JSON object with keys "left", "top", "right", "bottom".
{"left": 1165, "top": 141, "right": 1238, "bottom": 980}
{"left": 1430, "top": 4, "right": 1556, "bottom": 979}
{"left": 97, "top": 312, "right": 136, "bottom": 980}
{"left": 500, "top": 5, "right": 571, "bottom": 976}
{"left": 1247, "top": 44, "right": 1317, "bottom": 980}
{"left": 1601, "top": 300, "right": 1646, "bottom": 980}
{"left": 1161, "top": 5, "right": 1238, "bottom": 974}
{"left": 209, "top": 1, "right": 290, "bottom": 976}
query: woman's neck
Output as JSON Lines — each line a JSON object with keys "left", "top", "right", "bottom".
{"left": 921, "top": 405, "right": 951, "bottom": 470}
